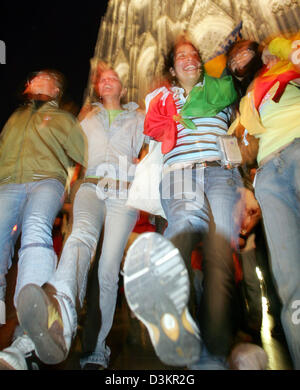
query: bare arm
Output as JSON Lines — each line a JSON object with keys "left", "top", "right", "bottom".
{"left": 138, "top": 142, "right": 149, "bottom": 161}
{"left": 133, "top": 142, "right": 149, "bottom": 164}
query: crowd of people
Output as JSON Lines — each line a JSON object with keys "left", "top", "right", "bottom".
{"left": 0, "top": 30, "right": 299, "bottom": 371}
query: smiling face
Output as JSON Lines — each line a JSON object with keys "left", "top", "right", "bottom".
{"left": 96, "top": 69, "right": 125, "bottom": 100}
{"left": 170, "top": 42, "right": 202, "bottom": 93}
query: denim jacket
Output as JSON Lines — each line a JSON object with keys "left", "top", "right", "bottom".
{"left": 80, "top": 102, "right": 145, "bottom": 182}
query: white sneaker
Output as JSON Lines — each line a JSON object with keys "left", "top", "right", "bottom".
{"left": 123, "top": 232, "right": 201, "bottom": 367}
{"left": 0, "top": 335, "right": 35, "bottom": 370}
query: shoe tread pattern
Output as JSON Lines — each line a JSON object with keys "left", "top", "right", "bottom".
{"left": 124, "top": 232, "right": 201, "bottom": 367}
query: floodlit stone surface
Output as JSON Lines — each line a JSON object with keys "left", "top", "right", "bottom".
{"left": 85, "top": 0, "right": 300, "bottom": 106}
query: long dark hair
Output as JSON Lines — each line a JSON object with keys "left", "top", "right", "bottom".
{"left": 226, "top": 40, "right": 263, "bottom": 99}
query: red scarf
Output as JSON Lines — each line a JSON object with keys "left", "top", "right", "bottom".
{"left": 253, "top": 64, "right": 300, "bottom": 109}
{"left": 144, "top": 74, "right": 237, "bottom": 154}
{"left": 144, "top": 89, "right": 179, "bottom": 154}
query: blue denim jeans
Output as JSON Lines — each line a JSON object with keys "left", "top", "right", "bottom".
{"left": 188, "top": 343, "right": 228, "bottom": 370}
{"left": 0, "top": 180, "right": 64, "bottom": 304}
{"left": 49, "top": 183, "right": 138, "bottom": 368}
{"left": 255, "top": 138, "right": 300, "bottom": 369}
{"left": 160, "top": 166, "right": 243, "bottom": 359}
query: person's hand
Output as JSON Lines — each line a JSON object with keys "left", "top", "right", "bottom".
{"left": 262, "top": 47, "right": 279, "bottom": 68}
{"left": 235, "top": 187, "right": 261, "bottom": 236}
{"left": 240, "top": 188, "right": 261, "bottom": 236}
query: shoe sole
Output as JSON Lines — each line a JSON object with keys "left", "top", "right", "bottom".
{"left": 123, "top": 232, "right": 201, "bottom": 367}
{"left": 16, "top": 284, "right": 66, "bottom": 365}
{"left": 0, "top": 358, "right": 15, "bottom": 370}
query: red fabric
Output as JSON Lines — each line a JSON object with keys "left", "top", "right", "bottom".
{"left": 144, "top": 91, "right": 179, "bottom": 154}
{"left": 53, "top": 233, "right": 63, "bottom": 257}
{"left": 133, "top": 211, "right": 156, "bottom": 234}
{"left": 191, "top": 246, "right": 203, "bottom": 271}
{"left": 253, "top": 65, "right": 300, "bottom": 109}
{"left": 232, "top": 251, "right": 243, "bottom": 284}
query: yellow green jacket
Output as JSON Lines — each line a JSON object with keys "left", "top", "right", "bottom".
{"left": 0, "top": 100, "right": 87, "bottom": 186}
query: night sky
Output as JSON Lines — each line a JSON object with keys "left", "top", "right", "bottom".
{"left": 0, "top": 1, "right": 109, "bottom": 129}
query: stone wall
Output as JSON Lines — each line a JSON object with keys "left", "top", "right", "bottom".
{"left": 85, "top": 0, "right": 300, "bottom": 106}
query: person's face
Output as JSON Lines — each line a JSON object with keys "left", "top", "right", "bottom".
{"left": 96, "top": 69, "right": 125, "bottom": 100}
{"left": 24, "top": 72, "right": 60, "bottom": 98}
{"left": 170, "top": 43, "right": 202, "bottom": 89}
{"left": 227, "top": 43, "right": 256, "bottom": 77}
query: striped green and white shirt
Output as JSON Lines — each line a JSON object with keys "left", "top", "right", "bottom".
{"left": 163, "top": 86, "right": 233, "bottom": 168}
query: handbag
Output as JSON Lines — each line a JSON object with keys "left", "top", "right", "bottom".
{"left": 126, "top": 140, "right": 166, "bottom": 219}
